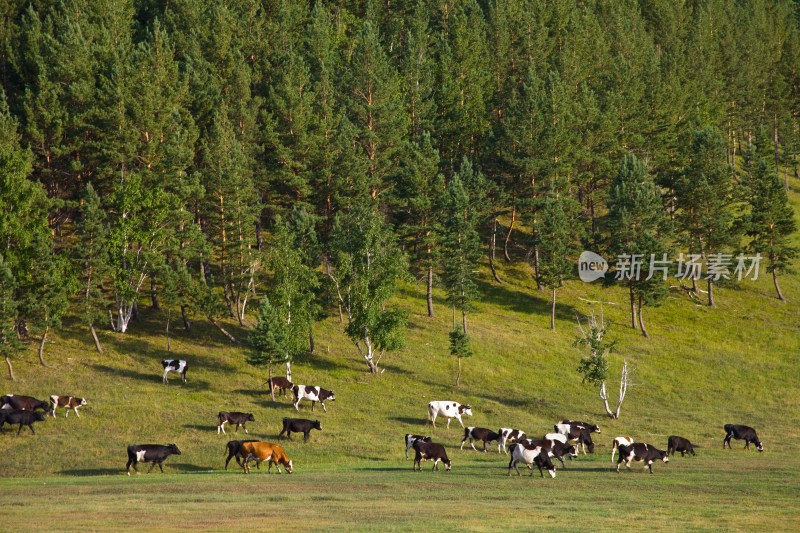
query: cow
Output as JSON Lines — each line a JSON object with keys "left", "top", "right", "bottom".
{"left": 508, "top": 441, "right": 556, "bottom": 478}
{"left": 427, "top": 401, "right": 472, "bottom": 429}
{"left": 292, "top": 385, "right": 335, "bottom": 413}
{"left": 49, "top": 395, "right": 87, "bottom": 418}
{"left": 162, "top": 359, "right": 188, "bottom": 384}
{"left": 126, "top": 444, "right": 181, "bottom": 475}
{"left": 460, "top": 427, "right": 501, "bottom": 452}
{"left": 278, "top": 418, "right": 321, "bottom": 441}
{"left": 224, "top": 440, "right": 259, "bottom": 470}
{"left": 404, "top": 434, "right": 432, "bottom": 460}
{"left": 616, "top": 443, "right": 669, "bottom": 474}
{"left": 1, "top": 394, "right": 49, "bottom": 412}
{"left": 412, "top": 440, "right": 451, "bottom": 471}
{"left": 555, "top": 420, "right": 598, "bottom": 454}
{"left": 499, "top": 428, "right": 526, "bottom": 454}
{"left": 240, "top": 441, "right": 293, "bottom": 474}
{"left": 521, "top": 437, "right": 577, "bottom": 469}
{"left": 723, "top": 424, "right": 763, "bottom": 452}
{"left": 667, "top": 435, "right": 696, "bottom": 457}
{"left": 611, "top": 436, "right": 635, "bottom": 463}
{"left": 265, "top": 376, "right": 293, "bottom": 397}
{"left": 0, "top": 410, "right": 46, "bottom": 435}
{"left": 217, "top": 412, "right": 255, "bottom": 434}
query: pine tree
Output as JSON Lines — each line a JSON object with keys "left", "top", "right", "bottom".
{"left": 606, "top": 154, "right": 672, "bottom": 337}
{"left": 742, "top": 156, "right": 798, "bottom": 301}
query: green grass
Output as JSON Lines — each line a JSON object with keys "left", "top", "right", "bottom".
{"left": 0, "top": 177, "right": 799, "bottom": 530}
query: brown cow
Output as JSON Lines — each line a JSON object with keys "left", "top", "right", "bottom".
{"left": 240, "top": 441, "right": 293, "bottom": 474}
{"left": 50, "top": 395, "right": 87, "bottom": 417}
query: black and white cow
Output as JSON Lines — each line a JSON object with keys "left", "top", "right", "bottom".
{"left": 217, "top": 412, "right": 255, "bottom": 434}
{"left": 427, "top": 401, "right": 473, "bottom": 429}
{"left": 162, "top": 359, "right": 188, "bottom": 384}
{"left": 292, "top": 385, "right": 335, "bottom": 413}
{"left": 460, "top": 427, "right": 501, "bottom": 452}
{"left": 224, "top": 440, "right": 259, "bottom": 470}
{"left": 1, "top": 394, "right": 50, "bottom": 412}
{"left": 0, "top": 410, "right": 46, "bottom": 434}
{"left": 49, "top": 395, "right": 87, "bottom": 418}
{"left": 508, "top": 441, "right": 556, "bottom": 478}
{"left": 126, "top": 444, "right": 182, "bottom": 475}
{"left": 611, "top": 436, "right": 635, "bottom": 463}
{"left": 404, "top": 434, "right": 432, "bottom": 460}
{"left": 723, "top": 424, "right": 763, "bottom": 452}
{"left": 555, "top": 420, "right": 598, "bottom": 454}
{"left": 616, "top": 443, "right": 669, "bottom": 474}
{"left": 667, "top": 435, "right": 696, "bottom": 457}
{"left": 499, "top": 428, "right": 526, "bottom": 454}
{"left": 523, "top": 437, "right": 578, "bottom": 469}
{"left": 412, "top": 440, "right": 452, "bottom": 471}
{"left": 278, "top": 418, "right": 322, "bottom": 441}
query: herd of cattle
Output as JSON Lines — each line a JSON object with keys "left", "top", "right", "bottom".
{"left": 1, "top": 359, "right": 765, "bottom": 477}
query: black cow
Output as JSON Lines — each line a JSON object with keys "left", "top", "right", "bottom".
{"left": 667, "top": 435, "right": 696, "bottom": 457}
{"left": 617, "top": 443, "right": 669, "bottom": 474}
{"left": 126, "top": 444, "right": 181, "bottom": 475}
{"left": 224, "top": 439, "right": 259, "bottom": 470}
{"left": 265, "top": 376, "right": 293, "bottom": 397}
{"left": 217, "top": 411, "right": 255, "bottom": 434}
{"left": 0, "top": 410, "right": 46, "bottom": 434}
{"left": 404, "top": 434, "right": 432, "bottom": 460}
{"left": 723, "top": 424, "right": 763, "bottom": 452}
{"left": 1, "top": 394, "right": 49, "bottom": 412}
{"left": 279, "top": 418, "right": 322, "bottom": 441}
{"left": 460, "top": 427, "right": 501, "bottom": 452}
{"left": 412, "top": 440, "right": 451, "bottom": 471}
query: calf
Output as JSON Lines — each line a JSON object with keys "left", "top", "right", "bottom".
{"left": 0, "top": 410, "right": 46, "bottom": 435}
{"left": 49, "top": 395, "right": 87, "bottom": 418}
{"left": 292, "top": 385, "right": 335, "bottom": 413}
{"left": 508, "top": 442, "right": 556, "bottom": 478}
{"left": 667, "top": 435, "right": 696, "bottom": 457}
{"left": 617, "top": 443, "right": 669, "bottom": 474}
{"left": 404, "top": 434, "right": 432, "bottom": 460}
{"left": 162, "top": 359, "right": 188, "bottom": 384}
{"left": 723, "top": 424, "right": 763, "bottom": 452}
{"left": 412, "top": 440, "right": 451, "bottom": 471}
{"left": 224, "top": 439, "right": 259, "bottom": 470}
{"left": 460, "top": 427, "right": 501, "bottom": 452}
{"left": 217, "top": 411, "right": 255, "bottom": 434}
{"left": 611, "top": 436, "right": 635, "bottom": 463}
{"left": 1, "top": 394, "right": 49, "bottom": 412}
{"left": 278, "top": 418, "right": 321, "bottom": 441}
{"left": 265, "top": 376, "right": 293, "bottom": 397}
{"left": 126, "top": 444, "right": 181, "bottom": 475}
{"left": 499, "top": 428, "right": 526, "bottom": 454}
{"left": 427, "top": 401, "right": 473, "bottom": 429}
{"left": 240, "top": 441, "right": 293, "bottom": 474}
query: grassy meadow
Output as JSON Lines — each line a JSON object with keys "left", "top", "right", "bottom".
{"left": 1, "top": 183, "right": 799, "bottom": 531}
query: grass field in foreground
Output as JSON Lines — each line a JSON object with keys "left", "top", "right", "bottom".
{"left": 0, "top": 449, "right": 798, "bottom": 532}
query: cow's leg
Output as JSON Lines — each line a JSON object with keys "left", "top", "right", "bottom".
{"left": 446, "top": 417, "right": 451, "bottom": 430}
{"left": 163, "top": 370, "right": 169, "bottom": 384}
{"left": 432, "top": 459, "right": 439, "bottom": 471}
{"left": 321, "top": 401, "right": 327, "bottom": 413}
{"left": 243, "top": 424, "right": 248, "bottom": 434}
{"left": 311, "top": 401, "right": 315, "bottom": 412}
{"left": 147, "top": 462, "right": 157, "bottom": 473}
{"left": 430, "top": 412, "right": 437, "bottom": 427}
{"left": 181, "top": 370, "right": 186, "bottom": 384}
{"left": 218, "top": 421, "right": 225, "bottom": 434}
{"left": 482, "top": 440, "right": 488, "bottom": 453}
{"left": 293, "top": 399, "right": 300, "bottom": 411}
{"left": 455, "top": 414, "right": 463, "bottom": 428}
{"left": 647, "top": 461, "right": 654, "bottom": 474}
{"left": 304, "top": 431, "right": 309, "bottom": 441}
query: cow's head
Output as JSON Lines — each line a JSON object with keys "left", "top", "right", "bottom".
{"left": 285, "top": 459, "right": 294, "bottom": 474}
{"left": 565, "top": 445, "right": 578, "bottom": 459}
{"left": 77, "top": 398, "right": 88, "bottom": 406}
{"left": 443, "top": 459, "right": 452, "bottom": 471}
{"left": 168, "top": 444, "right": 182, "bottom": 455}
{"left": 325, "top": 391, "right": 335, "bottom": 401}
{"left": 312, "top": 420, "right": 322, "bottom": 431}
{"left": 33, "top": 412, "right": 45, "bottom": 422}
{"left": 246, "top": 413, "right": 255, "bottom": 422}
{"left": 660, "top": 451, "right": 669, "bottom": 463}
{"left": 459, "top": 405, "right": 472, "bottom": 416}
{"left": 756, "top": 440, "right": 764, "bottom": 452}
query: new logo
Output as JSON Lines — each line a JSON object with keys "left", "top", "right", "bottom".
{"left": 578, "top": 251, "right": 608, "bottom": 282}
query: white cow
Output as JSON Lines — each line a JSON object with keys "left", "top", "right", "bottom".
{"left": 508, "top": 442, "right": 556, "bottom": 478}
{"left": 611, "top": 436, "right": 635, "bottom": 463}
{"left": 427, "top": 401, "right": 472, "bottom": 429}
{"left": 499, "top": 428, "right": 526, "bottom": 454}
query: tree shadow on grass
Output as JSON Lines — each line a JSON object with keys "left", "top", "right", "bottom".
{"left": 59, "top": 468, "right": 120, "bottom": 476}
{"left": 90, "top": 364, "right": 211, "bottom": 391}
{"left": 379, "top": 363, "right": 413, "bottom": 375}
{"left": 183, "top": 424, "right": 217, "bottom": 432}
{"left": 474, "top": 278, "right": 579, "bottom": 322}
